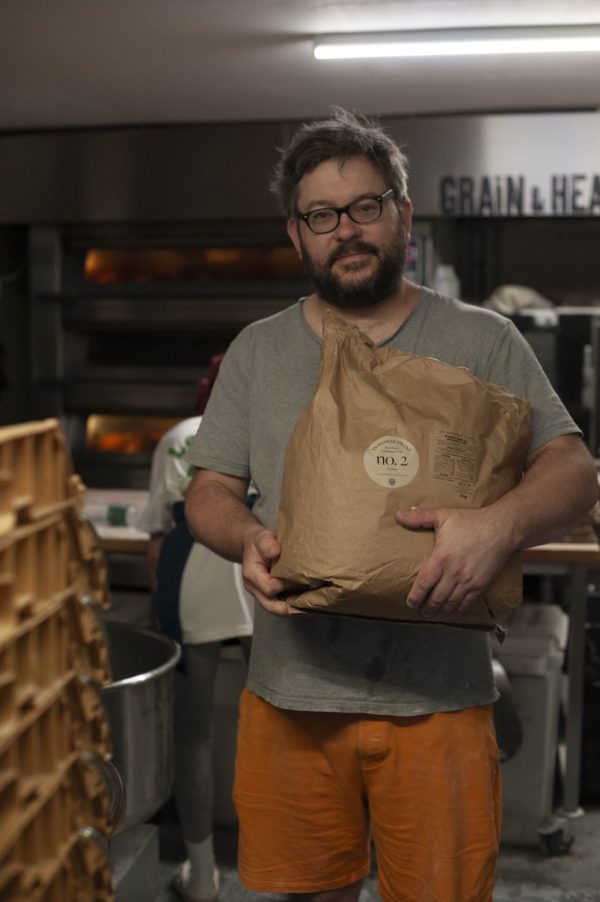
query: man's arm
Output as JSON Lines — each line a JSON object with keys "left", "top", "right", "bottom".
{"left": 184, "top": 468, "right": 289, "bottom": 615}
{"left": 395, "top": 434, "right": 598, "bottom": 619}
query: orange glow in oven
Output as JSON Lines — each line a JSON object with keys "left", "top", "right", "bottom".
{"left": 84, "top": 246, "right": 305, "bottom": 284}
{"left": 86, "top": 415, "right": 181, "bottom": 454}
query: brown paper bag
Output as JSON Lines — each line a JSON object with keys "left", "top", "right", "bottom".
{"left": 271, "top": 309, "right": 532, "bottom": 630}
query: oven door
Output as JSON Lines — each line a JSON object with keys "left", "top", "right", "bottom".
{"left": 30, "top": 226, "right": 308, "bottom": 488}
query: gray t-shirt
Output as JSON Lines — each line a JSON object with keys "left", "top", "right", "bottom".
{"left": 187, "top": 288, "right": 578, "bottom": 715}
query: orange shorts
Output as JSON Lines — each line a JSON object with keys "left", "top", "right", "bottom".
{"left": 233, "top": 689, "right": 501, "bottom": 901}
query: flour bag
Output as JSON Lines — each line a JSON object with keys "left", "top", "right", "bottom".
{"left": 271, "top": 309, "right": 532, "bottom": 630}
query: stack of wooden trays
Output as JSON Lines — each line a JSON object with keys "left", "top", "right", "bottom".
{"left": 0, "top": 419, "right": 121, "bottom": 902}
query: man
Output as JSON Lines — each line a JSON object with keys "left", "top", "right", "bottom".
{"left": 184, "top": 108, "right": 597, "bottom": 902}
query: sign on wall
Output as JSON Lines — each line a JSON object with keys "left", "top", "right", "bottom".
{"left": 388, "top": 110, "right": 600, "bottom": 218}
{"left": 439, "top": 173, "right": 600, "bottom": 217}
{"left": 1, "top": 110, "right": 600, "bottom": 222}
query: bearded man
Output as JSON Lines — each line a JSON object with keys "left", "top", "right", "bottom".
{"left": 182, "top": 108, "right": 597, "bottom": 902}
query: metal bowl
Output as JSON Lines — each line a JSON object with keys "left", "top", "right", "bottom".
{"left": 100, "top": 620, "right": 181, "bottom": 834}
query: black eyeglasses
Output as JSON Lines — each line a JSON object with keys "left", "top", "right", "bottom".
{"left": 296, "top": 188, "right": 396, "bottom": 234}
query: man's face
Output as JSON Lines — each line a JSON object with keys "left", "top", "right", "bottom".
{"left": 287, "top": 155, "right": 413, "bottom": 310}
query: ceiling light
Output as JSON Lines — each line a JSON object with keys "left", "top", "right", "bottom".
{"left": 314, "top": 26, "right": 600, "bottom": 60}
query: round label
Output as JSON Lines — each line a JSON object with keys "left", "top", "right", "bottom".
{"left": 363, "top": 435, "right": 419, "bottom": 488}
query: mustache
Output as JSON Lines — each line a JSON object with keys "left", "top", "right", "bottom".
{"left": 328, "top": 241, "right": 379, "bottom": 266}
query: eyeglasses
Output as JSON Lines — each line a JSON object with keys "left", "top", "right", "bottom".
{"left": 296, "top": 188, "right": 396, "bottom": 234}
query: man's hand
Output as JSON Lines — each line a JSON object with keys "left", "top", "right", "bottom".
{"left": 395, "top": 505, "right": 514, "bottom": 618}
{"left": 186, "top": 470, "right": 289, "bottom": 616}
{"left": 242, "top": 526, "right": 289, "bottom": 616}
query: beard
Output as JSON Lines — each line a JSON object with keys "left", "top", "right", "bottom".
{"left": 299, "top": 229, "right": 408, "bottom": 310}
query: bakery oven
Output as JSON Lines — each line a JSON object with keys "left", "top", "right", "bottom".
{"left": 29, "top": 223, "right": 307, "bottom": 488}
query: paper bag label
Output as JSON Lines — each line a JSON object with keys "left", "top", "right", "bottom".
{"left": 432, "top": 431, "right": 477, "bottom": 498}
{"left": 363, "top": 435, "right": 419, "bottom": 488}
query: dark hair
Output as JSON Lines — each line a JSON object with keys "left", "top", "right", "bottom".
{"left": 194, "top": 353, "right": 225, "bottom": 414}
{"left": 271, "top": 107, "right": 410, "bottom": 218}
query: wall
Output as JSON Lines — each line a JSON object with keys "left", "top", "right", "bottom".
{"left": 0, "top": 122, "right": 286, "bottom": 224}
{"left": 1, "top": 112, "right": 599, "bottom": 425}
{"left": 0, "top": 111, "right": 600, "bottom": 223}
{"left": 0, "top": 228, "right": 30, "bottom": 425}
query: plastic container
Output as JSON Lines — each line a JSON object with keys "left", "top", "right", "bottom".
{"left": 0, "top": 420, "right": 72, "bottom": 536}
{"left": 0, "top": 419, "right": 116, "bottom": 900}
{"left": 432, "top": 263, "right": 461, "bottom": 299}
{"left": 0, "top": 516, "right": 71, "bottom": 629}
{"left": 496, "top": 603, "right": 569, "bottom": 847}
{"left": 84, "top": 502, "right": 139, "bottom": 528}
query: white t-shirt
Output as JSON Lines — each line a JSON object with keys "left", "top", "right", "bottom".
{"left": 137, "top": 417, "right": 254, "bottom": 644}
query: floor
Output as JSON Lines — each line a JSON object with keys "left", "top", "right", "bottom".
{"left": 152, "top": 799, "right": 600, "bottom": 902}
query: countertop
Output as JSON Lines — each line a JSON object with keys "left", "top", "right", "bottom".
{"left": 86, "top": 487, "right": 600, "bottom": 565}
{"left": 84, "top": 488, "right": 150, "bottom": 552}
{"left": 522, "top": 542, "right": 600, "bottom": 565}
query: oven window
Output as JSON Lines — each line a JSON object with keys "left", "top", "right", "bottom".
{"left": 84, "top": 246, "right": 305, "bottom": 284}
{"left": 86, "top": 414, "right": 180, "bottom": 454}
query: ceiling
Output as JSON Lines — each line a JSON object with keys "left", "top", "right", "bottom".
{"left": 1, "top": 0, "right": 600, "bottom": 132}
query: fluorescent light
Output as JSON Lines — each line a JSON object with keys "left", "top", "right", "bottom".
{"left": 314, "top": 26, "right": 600, "bottom": 60}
